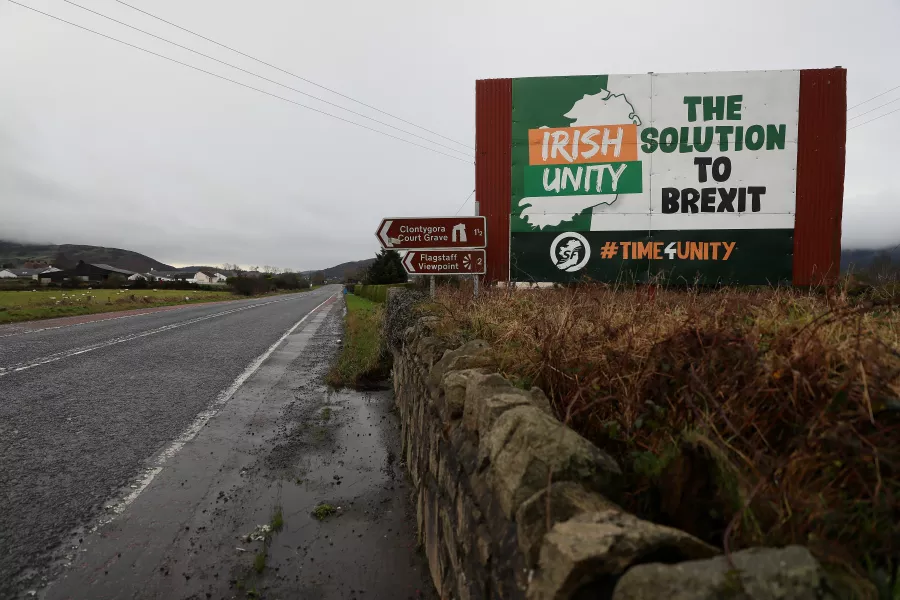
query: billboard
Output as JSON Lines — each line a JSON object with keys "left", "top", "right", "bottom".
{"left": 509, "top": 70, "right": 802, "bottom": 285}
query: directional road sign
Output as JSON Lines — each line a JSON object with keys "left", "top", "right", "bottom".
{"left": 402, "top": 250, "right": 486, "bottom": 275}
{"left": 376, "top": 217, "right": 486, "bottom": 250}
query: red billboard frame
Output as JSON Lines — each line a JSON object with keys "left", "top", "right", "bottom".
{"left": 475, "top": 68, "right": 846, "bottom": 286}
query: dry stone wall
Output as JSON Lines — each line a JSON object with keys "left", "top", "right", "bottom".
{"left": 386, "top": 293, "right": 836, "bottom": 600}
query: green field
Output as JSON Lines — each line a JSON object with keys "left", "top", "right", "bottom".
{"left": 0, "top": 288, "right": 238, "bottom": 325}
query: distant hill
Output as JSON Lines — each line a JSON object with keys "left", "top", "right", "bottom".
{"left": 841, "top": 246, "right": 900, "bottom": 271}
{"left": 0, "top": 240, "right": 175, "bottom": 273}
{"left": 306, "top": 258, "right": 375, "bottom": 281}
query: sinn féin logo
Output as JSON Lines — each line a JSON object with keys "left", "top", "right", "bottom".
{"left": 550, "top": 232, "right": 591, "bottom": 272}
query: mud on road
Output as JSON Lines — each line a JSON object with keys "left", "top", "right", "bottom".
{"left": 41, "top": 299, "right": 434, "bottom": 600}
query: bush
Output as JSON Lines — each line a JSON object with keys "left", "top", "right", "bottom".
{"left": 0, "top": 279, "right": 34, "bottom": 291}
{"left": 228, "top": 276, "right": 272, "bottom": 296}
{"left": 353, "top": 283, "right": 412, "bottom": 303}
{"left": 272, "top": 272, "right": 310, "bottom": 290}
{"left": 102, "top": 274, "right": 128, "bottom": 289}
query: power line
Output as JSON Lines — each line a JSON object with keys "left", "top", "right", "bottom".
{"left": 848, "top": 84, "right": 900, "bottom": 111}
{"left": 8, "top": 1, "right": 473, "bottom": 164}
{"left": 113, "top": 0, "right": 473, "bottom": 150}
{"left": 454, "top": 189, "right": 475, "bottom": 215}
{"left": 57, "top": 0, "right": 472, "bottom": 158}
{"left": 848, "top": 106, "right": 900, "bottom": 131}
{"left": 847, "top": 96, "right": 900, "bottom": 121}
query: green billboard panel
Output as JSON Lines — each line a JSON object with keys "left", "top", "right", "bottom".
{"left": 510, "top": 70, "right": 800, "bottom": 284}
{"left": 511, "top": 229, "right": 794, "bottom": 285}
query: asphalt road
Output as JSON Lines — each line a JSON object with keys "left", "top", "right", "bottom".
{"left": 1, "top": 288, "right": 339, "bottom": 593}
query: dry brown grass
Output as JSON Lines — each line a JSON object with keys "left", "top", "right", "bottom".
{"left": 431, "top": 283, "right": 900, "bottom": 597}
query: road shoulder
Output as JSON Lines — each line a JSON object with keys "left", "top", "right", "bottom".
{"left": 43, "top": 296, "right": 433, "bottom": 600}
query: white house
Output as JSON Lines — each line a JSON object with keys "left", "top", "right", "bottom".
{"left": 0, "top": 269, "right": 16, "bottom": 279}
{"left": 128, "top": 272, "right": 173, "bottom": 282}
{"left": 190, "top": 270, "right": 228, "bottom": 284}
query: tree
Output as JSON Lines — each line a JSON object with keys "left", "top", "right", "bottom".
{"left": 311, "top": 271, "right": 326, "bottom": 286}
{"left": 364, "top": 250, "right": 408, "bottom": 284}
{"left": 273, "top": 271, "right": 308, "bottom": 290}
{"left": 343, "top": 268, "right": 363, "bottom": 284}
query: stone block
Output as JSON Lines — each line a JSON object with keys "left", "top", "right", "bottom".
{"left": 416, "top": 487, "right": 425, "bottom": 546}
{"left": 416, "top": 336, "right": 451, "bottom": 370}
{"left": 464, "top": 384, "right": 535, "bottom": 435}
{"left": 440, "top": 506, "right": 460, "bottom": 573}
{"left": 527, "top": 511, "right": 719, "bottom": 600}
{"left": 437, "top": 450, "right": 459, "bottom": 502}
{"left": 516, "top": 482, "right": 621, "bottom": 568}
{"left": 612, "top": 546, "right": 835, "bottom": 600}
{"left": 455, "top": 490, "right": 483, "bottom": 549}
{"left": 428, "top": 340, "right": 495, "bottom": 390}
{"left": 528, "top": 386, "right": 555, "bottom": 416}
{"left": 474, "top": 523, "right": 492, "bottom": 567}
{"left": 482, "top": 405, "right": 622, "bottom": 519}
{"left": 441, "top": 368, "right": 492, "bottom": 421}
{"left": 422, "top": 483, "right": 444, "bottom": 597}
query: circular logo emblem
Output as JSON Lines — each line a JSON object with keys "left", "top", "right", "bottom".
{"left": 550, "top": 232, "right": 591, "bottom": 272}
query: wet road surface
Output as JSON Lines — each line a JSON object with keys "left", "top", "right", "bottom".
{"left": 0, "top": 287, "right": 433, "bottom": 599}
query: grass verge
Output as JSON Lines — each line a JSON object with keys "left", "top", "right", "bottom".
{"left": 432, "top": 283, "right": 900, "bottom": 599}
{"left": 327, "top": 294, "right": 389, "bottom": 388}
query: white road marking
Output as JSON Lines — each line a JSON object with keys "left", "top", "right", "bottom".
{"left": 93, "top": 293, "right": 338, "bottom": 528}
{"left": 0, "top": 293, "right": 321, "bottom": 376}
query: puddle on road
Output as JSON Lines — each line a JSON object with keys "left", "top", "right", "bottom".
{"left": 259, "top": 387, "right": 429, "bottom": 599}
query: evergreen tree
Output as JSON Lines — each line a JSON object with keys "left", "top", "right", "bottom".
{"left": 364, "top": 250, "right": 408, "bottom": 284}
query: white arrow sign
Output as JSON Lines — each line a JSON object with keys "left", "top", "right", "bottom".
{"left": 403, "top": 252, "right": 415, "bottom": 272}
{"left": 378, "top": 220, "right": 393, "bottom": 247}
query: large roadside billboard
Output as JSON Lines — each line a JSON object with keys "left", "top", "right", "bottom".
{"left": 509, "top": 70, "right": 802, "bottom": 285}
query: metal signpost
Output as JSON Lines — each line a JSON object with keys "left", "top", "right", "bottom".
{"left": 375, "top": 217, "right": 487, "bottom": 298}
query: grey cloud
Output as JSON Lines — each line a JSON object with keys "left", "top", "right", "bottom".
{"left": 842, "top": 191, "right": 900, "bottom": 249}
{"left": 1, "top": 0, "right": 899, "bottom": 268}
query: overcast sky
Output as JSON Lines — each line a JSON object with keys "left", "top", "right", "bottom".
{"left": 1, "top": 0, "right": 898, "bottom": 269}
